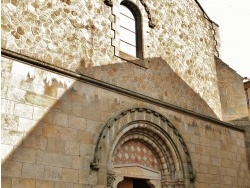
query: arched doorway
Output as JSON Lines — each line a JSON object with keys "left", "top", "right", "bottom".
{"left": 117, "top": 178, "right": 151, "bottom": 188}
{"left": 91, "top": 107, "right": 195, "bottom": 188}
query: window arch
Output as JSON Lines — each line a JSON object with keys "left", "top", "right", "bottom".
{"left": 119, "top": 1, "right": 143, "bottom": 59}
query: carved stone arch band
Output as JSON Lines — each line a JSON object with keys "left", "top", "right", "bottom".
{"left": 104, "top": 0, "right": 156, "bottom": 28}
{"left": 91, "top": 107, "right": 195, "bottom": 187}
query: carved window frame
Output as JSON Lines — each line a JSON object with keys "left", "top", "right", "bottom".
{"left": 104, "top": 0, "right": 155, "bottom": 68}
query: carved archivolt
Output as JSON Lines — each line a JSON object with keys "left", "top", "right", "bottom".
{"left": 91, "top": 107, "right": 195, "bottom": 187}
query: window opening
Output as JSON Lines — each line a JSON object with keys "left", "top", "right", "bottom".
{"left": 120, "top": 5, "right": 137, "bottom": 57}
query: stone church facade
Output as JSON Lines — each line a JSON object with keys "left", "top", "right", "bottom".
{"left": 1, "top": 0, "right": 250, "bottom": 187}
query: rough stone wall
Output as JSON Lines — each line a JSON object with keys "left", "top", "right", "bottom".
{"left": 77, "top": 57, "right": 217, "bottom": 118}
{"left": 1, "top": 0, "right": 222, "bottom": 119}
{"left": 215, "top": 57, "right": 249, "bottom": 122}
{"left": 144, "top": 0, "right": 221, "bottom": 118}
{"left": 2, "top": 58, "right": 250, "bottom": 188}
{"left": 212, "top": 23, "right": 221, "bottom": 57}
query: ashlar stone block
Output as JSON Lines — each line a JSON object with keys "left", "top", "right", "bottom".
{"left": 11, "top": 61, "right": 34, "bottom": 77}
{"left": 1, "top": 129, "right": 24, "bottom": 146}
{"left": 62, "top": 168, "right": 78, "bottom": 183}
{"left": 203, "top": 174, "right": 214, "bottom": 183}
{"left": 43, "top": 123, "right": 77, "bottom": 142}
{"left": 12, "top": 147, "right": 36, "bottom": 163}
{"left": 7, "top": 87, "right": 26, "bottom": 103}
{"left": 1, "top": 161, "right": 22, "bottom": 177}
{"left": 81, "top": 107, "right": 101, "bottom": 121}
{"left": 86, "top": 119, "right": 102, "bottom": 133}
{"left": 1, "top": 177, "right": 12, "bottom": 188}
{"left": 79, "top": 170, "right": 97, "bottom": 184}
{"left": 79, "top": 143, "right": 94, "bottom": 157}
{"left": 22, "top": 134, "right": 47, "bottom": 150}
{"left": 226, "top": 167, "right": 237, "bottom": 177}
{"left": 73, "top": 183, "right": 87, "bottom": 188}
{"left": 33, "top": 106, "right": 50, "bottom": 121}
{"left": 35, "top": 180, "right": 54, "bottom": 188}
{"left": 68, "top": 115, "right": 86, "bottom": 130}
{"left": 12, "top": 178, "right": 35, "bottom": 188}
{"left": 201, "top": 155, "right": 211, "bottom": 165}
{"left": 14, "top": 103, "right": 33, "bottom": 119}
{"left": 18, "top": 117, "right": 37, "bottom": 133}
{"left": 77, "top": 130, "right": 95, "bottom": 144}
{"left": 208, "top": 165, "right": 219, "bottom": 175}
{"left": 1, "top": 114, "right": 19, "bottom": 131}
{"left": 1, "top": 99, "right": 15, "bottom": 115}
{"left": 54, "top": 181, "right": 74, "bottom": 188}
{"left": 71, "top": 156, "right": 85, "bottom": 170}
{"left": 25, "top": 92, "right": 57, "bottom": 108}
{"left": 211, "top": 156, "right": 221, "bottom": 166}
{"left": 65, "top": 141, "right": 79, "bottom": 155}
{"left": 22, "top": 163, "right": 44, "bottom": 179}
{"left": 53, "top": 112, "right": 68, "bottom": 127}
{"left": 36, "top": 150, "right": 71, "bottom": 168}
{"left": 47, "top": 137, "right": 65, "bottom": 153}
{"left": 44, "top": 166, "right": 62, "bottom": 181}
{"left": 223, "top": 176, "right": 232, "bottom": 185}
{"left": 71, "top": 105, "right": 83, "bottom": 117}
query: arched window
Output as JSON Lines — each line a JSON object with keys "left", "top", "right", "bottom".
{"left": 119, "top": 1, "right": 143, "bottom": 59}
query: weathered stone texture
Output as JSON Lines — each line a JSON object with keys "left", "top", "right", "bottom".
{"left": 36, "top": 150, "right": 71, "bottom": 168}
{"left": 22, "top": 163, "right": 44, "bottom": 180}
{"left": 79, "top": 58, "right": 218, "bottom": 118}
{"left": 1, "top": 57, "right": 249, "bottom": 187}
{"left": 216, "top": 57, "right": 249, "bottom": 121}
{"left": 62, "top": 168, "right": 79, "bottom": 183}
{"left": 2, "top": 161, "right": 22, "bottom": 178}
{"left": 12, "top": 147, "right": 36, "bottom": 163}
{"left": 1, "top": 1, "right": 250, "bottom": 186}
{"left": 44, "top": 166, "right": 62, "bottom": 181}
{"left": 12, "top": 178, "right": 36, "bottom": 188}
{"left": 35, "top": 180, "right": 54, "bottom": 188}
{"left": 1, "top": 0, "right": 222, "bottom": 118}
{"left": 1, "top": 177, "right": 12, "bottom": 188}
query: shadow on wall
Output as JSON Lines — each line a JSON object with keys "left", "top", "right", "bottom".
{"left": 215, "top": 56, "right": 249, "bottom": 122}
{"left": 77, "top": 56, "right": 218, "bottom": 118}
{"left": 1, "top": 53, "right": 218, "bottom": 186}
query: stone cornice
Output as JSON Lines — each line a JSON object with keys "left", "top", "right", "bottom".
{"left": 1, "top": 48, "right": 244, "bottom": 132}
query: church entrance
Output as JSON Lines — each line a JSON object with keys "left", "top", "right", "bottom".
{"left": 117, "top": 178, "right": 151, "bottom": 188}
{"left": 91, "top": 108, "right": 195, "bottom": 188}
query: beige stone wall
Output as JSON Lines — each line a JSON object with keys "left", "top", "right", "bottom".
{"left": 244, "top": 81, "right": 250, "bottom": 118}
{"left": 215, "top": 57, "right": 249, "bottom": 122}
{"left": 1, "top": 0, "right": 222, "bottom": 119}
{"left": 77, "top": 57, "right": 218, "bottom": 118}
{"left": 248, "top": 87, "right": 250, "bottom": 117}
{"left": 2, "top": 58, "right": 250, "bottom": 187}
